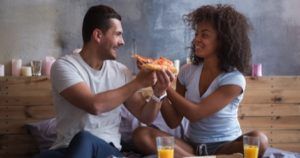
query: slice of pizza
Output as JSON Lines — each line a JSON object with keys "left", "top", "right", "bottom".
{"left": 132, "top": 54, "right": 177, "bottom": 74}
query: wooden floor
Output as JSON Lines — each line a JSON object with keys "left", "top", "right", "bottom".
{"left": 0, "top": 76, "right": 300, "bottom": 158}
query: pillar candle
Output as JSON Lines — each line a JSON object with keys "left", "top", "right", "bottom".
{"left": 12, "top": 59, "right": 22, "bottom": 76}
{"left": 173, "top": 59, "right": 180, "bottom": 74}
{"left": 0, "top": 64, "right": 4, "bottom": 76}
{"left": 252, "top": 63, "right": 262, "bottom": 77}
{"left": 186, "top": 57, "right": 191, "bottom": 64}
{"left": 42, "top": 56, "right": 56, "bottom": 77}
{"left": 21, "top": 66, "right": 32, "bottom": 76}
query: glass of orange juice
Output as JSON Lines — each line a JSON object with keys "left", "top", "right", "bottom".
{"left": 243, "top": 136, "right": 260, "bottom": 158}
{"left": 156, "top": 136, "right": 174, "bottom": 158}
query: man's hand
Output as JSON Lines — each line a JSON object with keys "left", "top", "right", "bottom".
{"left": 134, "top": 69, "right": 157, "bottom": 88}
{"left": 153, "top": 69, "right": 175, "bottom": 97}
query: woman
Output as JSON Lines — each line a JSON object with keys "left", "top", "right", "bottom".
{"left": 133, "top": 4, "right": 268, "bottom": 158}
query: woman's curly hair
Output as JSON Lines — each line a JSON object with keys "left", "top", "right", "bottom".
{"left": 184, "top": 4, "right": 252, "bottom": 74}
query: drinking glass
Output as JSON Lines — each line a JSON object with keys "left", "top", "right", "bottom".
{"left": 31, "top": 60, "right": 42, "bottom": 76}
{"left": 156, "top": 136, "right": 174, "bottom": 158}
{"left": 243, "top": 135, "right": 260, "bottom": 158}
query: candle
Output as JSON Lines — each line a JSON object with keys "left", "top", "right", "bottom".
{"left": 21, "top": 66, "right": 32, "bottom": 76}
{"left": 12, "top": 59, "right": 22, "bottom": 76}
{"left": 0, "top": 64, "right": 4, "bottom": 76}
{"left": 42, "top": 56, "right": 56, "bottom": 77}
{"left": 252, "top": 63, "right": 262, "bottom": 77}
{"left": 173, "top": 59, "right": 180, "bottom": 74}
{"left": 186, "top": 57, "right": 191, "bottom": 64}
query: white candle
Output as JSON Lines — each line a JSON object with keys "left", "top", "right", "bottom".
{"left": 21, "top": 66, "right": 32, "bottom": 76}
{"left": 0, "top": 64, "right": 4, "bottom": 76}
{"left": 186, "top": 57, "right": 191, "bottom": 64}
{"left": 12, "top": 59, "right": 22, "bottom": 76}
{"left": 173, "top": 59, "right": 180, "bottom": 74}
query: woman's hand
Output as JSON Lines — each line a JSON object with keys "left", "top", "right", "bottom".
{"left": 152, "top": 69, "right": 175, "bottom": 97}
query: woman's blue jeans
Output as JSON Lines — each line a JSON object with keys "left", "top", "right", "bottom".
{"left": 34, "top": 131, "right": 123, "bottom": 158}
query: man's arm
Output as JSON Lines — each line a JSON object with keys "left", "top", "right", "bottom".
{"left": 123, "top": 92, "right": 162, "bottom": 125}
{"left": 60, "top": 69, "right": 156, "bottom": 115}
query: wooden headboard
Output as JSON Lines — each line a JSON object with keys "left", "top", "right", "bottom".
{"left": 0, "top": 77, "right": 54, "bottom": 158}
{"left": 0, "top": 76, "right": 300, "bottom": 158}
{"left": 238, "top": 76, "right": 300, "bottom": 152}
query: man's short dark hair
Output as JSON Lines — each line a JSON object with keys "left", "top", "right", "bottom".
{"left": 82, "top": 5, "right": 121, "bottom": 43}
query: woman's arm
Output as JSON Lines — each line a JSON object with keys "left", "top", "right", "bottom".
{"left": 160, "top": 78, "right": 186, "bottom": 129}
{"left": 167, "top": 84, "right": 242, "bottom": 123}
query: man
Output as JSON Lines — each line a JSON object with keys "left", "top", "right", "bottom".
{"left": 35, "top": 4, "right": 174, "bottom": 158}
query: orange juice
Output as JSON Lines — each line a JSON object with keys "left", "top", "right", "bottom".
{"left": 244, "top": 145, "right": 259, "bottom": 158}
{"left": 158, "top": 148, "right": 174, "bottom": 158}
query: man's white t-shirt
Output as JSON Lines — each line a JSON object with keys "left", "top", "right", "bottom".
{"left": 50, "top": 53, "right": 132, "bottom": 150}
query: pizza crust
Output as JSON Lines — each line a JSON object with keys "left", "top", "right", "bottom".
{"left": 142, "top": 63, "right": 177, "bottom": 74}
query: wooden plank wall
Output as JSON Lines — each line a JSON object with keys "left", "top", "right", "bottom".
{"left": 239, "top": 76, "right": 300, "bottom": 152}
{"left": 0, "top": 76, "right": 299, "bottom": 158}
{"left": 0, "top": 77, "right": 54, "bottom": 158}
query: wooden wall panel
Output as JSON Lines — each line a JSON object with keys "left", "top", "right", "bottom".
{"left": 267, "top": 130, "right": 300, "bottom": 144}
{"left": 0, "top": 77, "right": 53, "bottom": 157}
{"left": 242, "top": 129, "right": 300, "bottom": 144}
{"left": 239, "top": 104, "right": 300, "bottom": 116}
{"left": 0, "top": 105, "right": 55, "bottom": 119}
{"left": 0, "top": 119, "right": 39, "bottom": 134}
{"left": 0, "top": 96, "right": 53, "bottom": 106}
{"left": 270, "top": 143, "right": 300, "bottom": 153}
{"left": 241, "top": 89, "right": 300, "bottom": 104}
{"left": 1, "top": 76, "right": 300, "bottom": 157}
{"left": 246, "top": 76, "right": 300, "bottom": 90}
{"left": 239, "top": 116, "right": 300, "bottom": 130}
{"left": 0, "top": 134, "right": 38, "bottom": 152}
